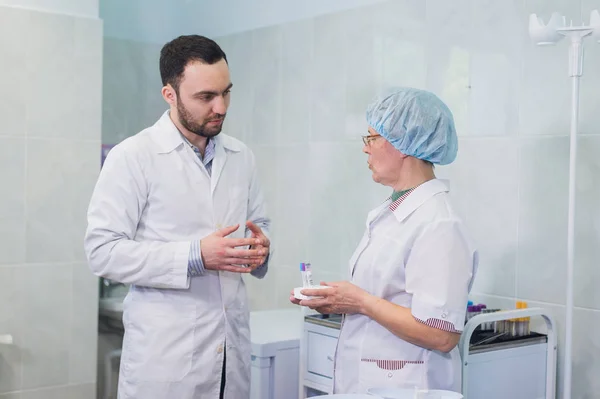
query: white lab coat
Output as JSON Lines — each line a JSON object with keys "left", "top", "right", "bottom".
{"left": 84, "top": 111, "right": 271, "bottom": 399}
{"left": 333, "top": 179, "right": 478, "bottom": 394}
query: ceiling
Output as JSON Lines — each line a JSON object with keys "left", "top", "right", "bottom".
{"left": 100, "top": 0, "right": 386, "bottom": 43}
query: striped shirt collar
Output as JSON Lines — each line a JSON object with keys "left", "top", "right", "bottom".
{"left": 180, "top": 133, "right": 215, "bottom": 163}
{"left": 388, "top": 187, "right": 416, "bottom": 212}
{"left": 387, "top": 180, "right": 449, "bottom": 223}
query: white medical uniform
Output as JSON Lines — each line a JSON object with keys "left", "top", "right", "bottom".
{"left": 333, "top": 179, "right": 478, "bottom": 394}
{"left": 84, "top": 111, "right": 270, "bottom": 399}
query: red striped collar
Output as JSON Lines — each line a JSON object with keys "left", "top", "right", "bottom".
{"left": 388, "top": 187, "right": 416, "bottom": 211}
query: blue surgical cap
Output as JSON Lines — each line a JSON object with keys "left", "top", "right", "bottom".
{"left": 366, "top": 87, "right": 458, "bottom": 165}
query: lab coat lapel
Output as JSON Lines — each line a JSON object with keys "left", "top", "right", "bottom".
{"left": 210, "top": 137, "right": 227, "bottom": 196}
{"left": 349, "top": 200, "right": 389, "bottom": 277}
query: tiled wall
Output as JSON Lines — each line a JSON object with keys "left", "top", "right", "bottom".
{"left": 102, "top": 37, "right": 165, "bottom": 146}
{"left": 0, "top": 0, "right": 98, "bottom": 18}
{"left": 100, "top": 0, "right": 600, "bottom": 397}
{"left": 0, "top": 5, "right": 102, "bottom": 399}
{"left": 216, "top": 1, "right": 600, "bottom": 397}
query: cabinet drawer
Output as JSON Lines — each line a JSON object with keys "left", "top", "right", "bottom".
{"left": 306, "top": 331, "right": 336, "bottom": 379}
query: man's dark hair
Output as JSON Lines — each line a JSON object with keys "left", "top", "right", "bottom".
{"left": 159, "top": 35, "right": 228, "bottom": 93}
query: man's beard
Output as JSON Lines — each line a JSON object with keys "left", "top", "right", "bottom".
{"left": 177, "top": 97, "right": 225, "bottom": 138}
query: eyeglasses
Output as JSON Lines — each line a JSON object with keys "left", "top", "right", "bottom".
{"left": 362, "top": 134, "right": 382, "bottom": 146}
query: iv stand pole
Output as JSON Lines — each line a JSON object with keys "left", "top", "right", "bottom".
{"left": 558, "top": 27, "right": 592, "bottom": 399}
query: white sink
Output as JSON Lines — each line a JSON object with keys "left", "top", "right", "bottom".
{"left": 99, "top": 296, "right": 125, "bottom": 321}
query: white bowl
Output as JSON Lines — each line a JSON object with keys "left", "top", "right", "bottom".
{"left": 367, "top": 387, "right": 463, "bottom": 399}
{"left": 311, "top": 395, "right": 375, "bottom": 399}
{"left": 425, "top": 390, "right": 463, "bottom": 399}
{"left": 293, "top": 285, "right": 332, "bottom": 300}
{"left": 366, "top": 388, "right": 417, "bottom": 399}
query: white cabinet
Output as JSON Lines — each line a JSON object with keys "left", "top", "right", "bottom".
{"left": 306, "top": 331, "right": 336, "bottom": 380}
{"left": 300, "top": 314, "right": 342, "bottom": 397}
{"left": 250, "top": 309, "right": 303, "bottom": 399}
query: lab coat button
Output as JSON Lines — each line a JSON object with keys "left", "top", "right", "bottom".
{"left": 217, "top": 345, "right": 223, "bottom": 354}
{"left": 387, "top": 372, "right": 393, "bottom": 378}
{"left": 441, "top": 312, "right": 448, "bottom": 319}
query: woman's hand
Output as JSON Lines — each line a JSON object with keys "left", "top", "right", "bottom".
{"left": 298, "top": 281, "right": 373, "bottom": 315}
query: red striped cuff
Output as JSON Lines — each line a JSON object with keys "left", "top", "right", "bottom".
{"left": 414, "top": 316, "right": 461, "bottom": 333}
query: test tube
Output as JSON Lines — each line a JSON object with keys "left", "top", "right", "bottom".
{"left": 466, "top": 305, "right": 476, "bottom": 322}
{"left": 304, "top": 262, "right": 314, "bottom": 286}
{"left": 475, "top": 305, "right": 484, "bottom": 330}
{"left": 514, "top": 301, "right": 522, "bottom": 336}
{"left": 481, "top": 309, "right": 499, "bottom": 331}
{"left": 300, "top": 263, "right": 307, "bottom": 288}
{"left": 480, "top": 309, "right": 490, "bottom": 330}
{"left": 493, "top": 312, "right": 500, "bottom": 333}
{"left": 489, "top": 310, "right": 497, "bottom": 331}
{"left": 479, "top": 304, "right": 487, "bottom": 326}
{"left": 514, "top": 302, "right": 521, "bottom": 336}
{"left": 525, "top": 301, "right": 530, "bottom": 335}
{"left": 508, "top": 319, "right": 518, "bottom": 337}
{"left": 494, "top": 310, "right": 509, "bottom": 334}
{"left": 518, "top": 301, "right": 530, "bottom": 336}
{"left": 465, "top": 301, "right": 474, "bottom": 323}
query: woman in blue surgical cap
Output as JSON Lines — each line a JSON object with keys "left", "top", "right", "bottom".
{"left": 291, "top": 87, "right": 478, "bottom": 394}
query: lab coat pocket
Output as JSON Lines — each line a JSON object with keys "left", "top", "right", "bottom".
{"left": 358, "top": 358, "right": 426, "bottom": 392}
{"left": 122, "top": 301, "right": 196, "bottom": 382}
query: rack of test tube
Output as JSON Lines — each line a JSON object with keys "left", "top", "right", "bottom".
{"left": 459, "top": 305, "right": 557, "bottom": 399}
{"left": 465, "top": 301, "right": 533, "bottom": 340}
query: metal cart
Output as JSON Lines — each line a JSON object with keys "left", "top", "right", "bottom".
{"left": 459, "top": 308, "right": 557, "bottom": 399}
